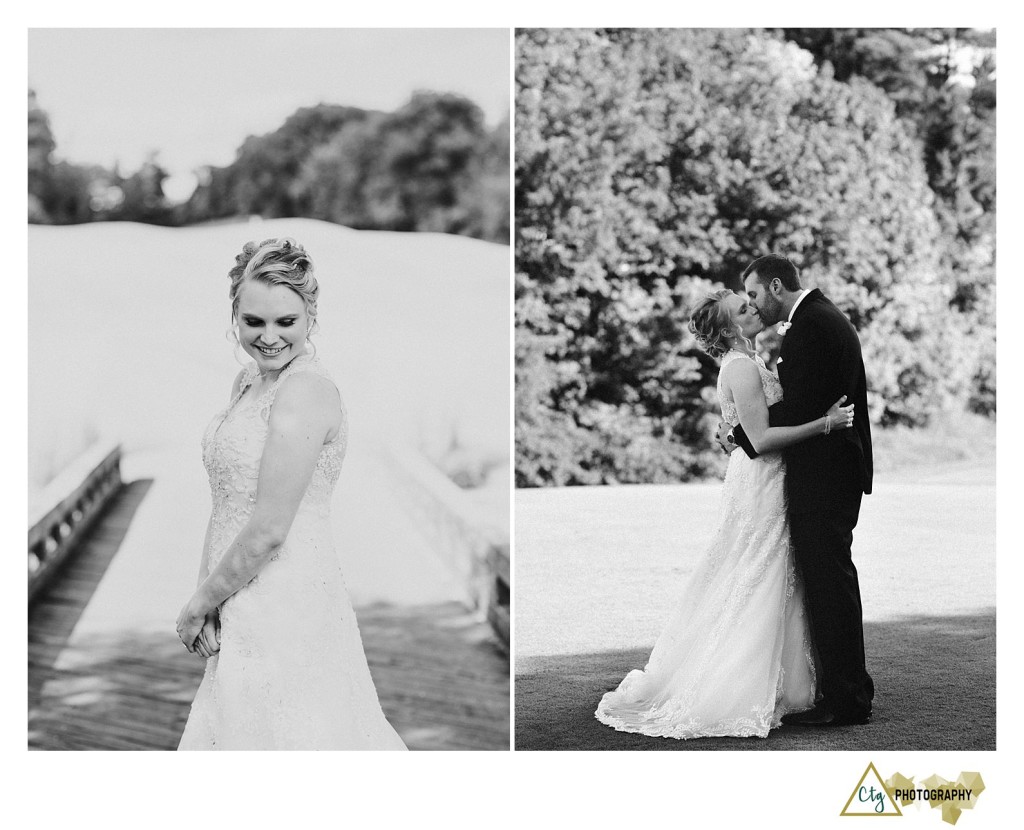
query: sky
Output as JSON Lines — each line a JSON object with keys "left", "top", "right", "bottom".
{"left": 28, "top": 28, "right": 510, "bottom": 201}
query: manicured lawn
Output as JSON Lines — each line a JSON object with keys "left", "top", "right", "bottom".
{"left": 514, "top": 463, "right": 996, "bottom": 751}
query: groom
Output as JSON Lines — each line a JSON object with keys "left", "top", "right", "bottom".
{"left": 719, "top": 254, "right": 874, "bottom": 726}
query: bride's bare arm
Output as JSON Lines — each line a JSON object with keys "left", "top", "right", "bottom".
{"left": 725, "top": 358, "right": 851, "bottom": 455}
{"left": 177, "top": 372, "right": 340, "bottom": 650}
{"left": 199, "top": 372, "right": 338, "bottom": 606}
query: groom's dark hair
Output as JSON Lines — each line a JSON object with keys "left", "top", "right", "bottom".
{"left": 742, "top": 254, "right": 802, "bottom": 292}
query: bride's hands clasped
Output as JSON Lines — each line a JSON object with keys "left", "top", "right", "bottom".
{"left": 826, "top": 395, "right": 855, "bottom": 431}
{"left": 176, "top": 595, "right": 216, "bottom": 655}
{"left": 193, "top": 612, "right": 221, "bottom": 659}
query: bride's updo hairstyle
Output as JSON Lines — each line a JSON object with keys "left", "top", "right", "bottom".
{"left": 228, "top": 238, "right": 319, "bottom": 331}
{"left": 688, "top": 289, "right": 745, "bottom": 359}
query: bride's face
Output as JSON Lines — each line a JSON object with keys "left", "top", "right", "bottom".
{"left": 725, "top": 292, "right": 764, "bottom": 341}
{"left": 235, "top": 280, "right": 310, "bottom": 372}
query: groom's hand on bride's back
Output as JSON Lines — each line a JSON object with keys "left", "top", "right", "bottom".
{"left": 715, "top": 421, "right": 738, "bottom": 455}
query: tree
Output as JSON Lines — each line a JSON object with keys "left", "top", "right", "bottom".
{"left": 182, "top": 94, "right": 509, "bottom": 243}
{"left": 461, "top": 114, "right": 511, "bottom": 243}
{"left": 516, "top": 28, "right": 970, "bottom": 486}
{"left": 360, "top": 91, "right": 490, "bottom": 234}
{"left": 783, "top": 28, "right": 996, "bottom": 415}
{"left": 233, "top": 105, "right": 366, "bottom": 218}
{"left": 27, "top": 91, "right": 55, "bottom": 165}
{"left": 294, "top": 114, "right": 387, "bottom": 229}
{"left": 291, "top": 92, "right": 508, "bottom": 241}
{"left": 177, "top": 165, "right": 238, "bottom": 224}
{"left": 112, "top": 154, "right": 173, "bottom": 225}
{"left": 45, "top": 161, "right": 95, "bottom": 224}
{"left": 28, "top": 90, "right": 56, "bottom": 222}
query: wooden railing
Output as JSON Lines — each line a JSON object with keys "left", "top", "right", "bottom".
{"left": 485, "top": 541, "right": 510, "bottom": 650}
{"left": 28, "top": 441, "right": 122, "bottom": 603}
{"left": 377, "top": 443, "right": 510, "bottom": 650}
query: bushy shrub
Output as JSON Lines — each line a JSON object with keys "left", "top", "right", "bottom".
{"left": 516, "top": 28, "right": 993, "bottom": 485}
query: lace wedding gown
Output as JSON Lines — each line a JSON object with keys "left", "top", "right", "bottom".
{"left": 178, "top": 354, "right": 407, "bottom": 750}
{"left": 595, "top": 350, "right": 817, "bottom": 739}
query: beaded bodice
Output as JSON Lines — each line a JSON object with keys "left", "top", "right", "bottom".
{"left": 200, "top": 355, "right": 347, "bottom": 570}
{"left": 717, "top": 350, "right": 783, "bottom": 426}
{"left": 180, "top": 354, "right": 407, "bottom": 751}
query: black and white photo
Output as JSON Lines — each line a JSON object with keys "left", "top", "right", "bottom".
{"left": 514, "top": 27, "right": 996, "bottom": 752}
{"left": 28, "top": 27, "right": 511, "bottom": 751}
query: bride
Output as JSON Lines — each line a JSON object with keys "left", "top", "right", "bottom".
{"left": 175, "top": 237, "right": 406, "bottom": 750}
{"left": 595, "top": 288, "right": 854, "bottom": 739}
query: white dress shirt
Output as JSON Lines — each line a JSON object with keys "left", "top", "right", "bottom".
{"left": 787, "top": 288, "right": 812, "bottom": 325}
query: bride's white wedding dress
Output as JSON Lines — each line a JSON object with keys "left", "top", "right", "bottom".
{"left": 178, "top": 354, "right": 407, "bottom": 750}
{"left": 595, "top": 350, "right": 817, "bottom": 739}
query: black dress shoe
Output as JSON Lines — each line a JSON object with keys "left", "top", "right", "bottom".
{"left": 781, "top": 705, "right": 871, "bottom": 727}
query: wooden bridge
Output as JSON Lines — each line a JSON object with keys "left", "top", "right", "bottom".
{"left": 28, "top": 446, "right": 509, "bottom": 751}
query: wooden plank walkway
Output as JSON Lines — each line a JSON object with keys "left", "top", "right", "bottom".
{"left": 28, "top": 483, "right": 509, "bottom": 751}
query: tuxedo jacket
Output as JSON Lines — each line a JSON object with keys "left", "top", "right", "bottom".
{"left": 734, "top": 289, "right": 873, "bottom": 512}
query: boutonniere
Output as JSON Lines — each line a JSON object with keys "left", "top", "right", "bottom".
{"left": 778, "top": 321, "right": 792, "bottom": 336}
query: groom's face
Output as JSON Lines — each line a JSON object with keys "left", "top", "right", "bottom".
{"left": 744, "top": 272, "right": 783, "bottom": 326}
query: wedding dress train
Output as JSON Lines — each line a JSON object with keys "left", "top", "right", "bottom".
{"left": 595, "top": 351, "right": 817, "bottom": 738}
{"left": 179, "top": 354, "right": 407, "bottom": 750}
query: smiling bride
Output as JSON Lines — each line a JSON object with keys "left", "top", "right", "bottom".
{"left": 175, "top": 237, "right": 406, "bottom": 750}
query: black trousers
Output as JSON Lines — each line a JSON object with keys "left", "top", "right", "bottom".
{"left": 788, "top": 479, "right": 874, "bottom": 719}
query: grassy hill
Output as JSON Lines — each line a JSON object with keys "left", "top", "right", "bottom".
{"left": 28, "top": 219, "right": 509, "bottom": 605}
{"left": 28, "top": 218, "right": 508, "bottom": 489}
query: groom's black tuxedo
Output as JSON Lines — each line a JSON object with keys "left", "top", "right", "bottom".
{"left": 765, "top": 288, "right": 871, "bottom": 509}
{"left": 733, "top": 288, "right": 874, "bottom": 721}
